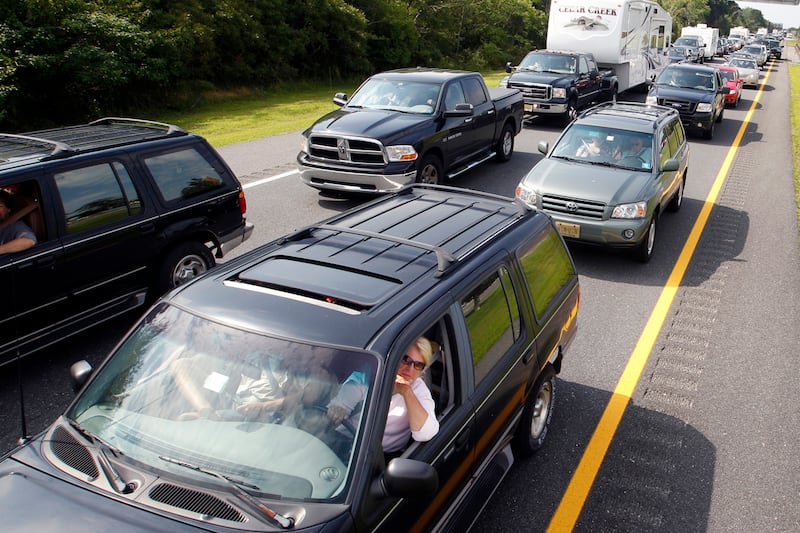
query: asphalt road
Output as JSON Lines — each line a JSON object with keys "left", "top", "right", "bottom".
{"left": 2, "top": 56, "right": 798, "bottom": 532}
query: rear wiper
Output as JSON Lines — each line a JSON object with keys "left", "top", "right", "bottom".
{"left": 61, "top": 417, "right": 133, "bottom": 494}
{"left": 159, "top": 455, "right": 294, "bottom": 529}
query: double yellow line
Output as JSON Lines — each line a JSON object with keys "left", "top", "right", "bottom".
{"left": 547, "top": 62, "right": 773, "bottom": 531}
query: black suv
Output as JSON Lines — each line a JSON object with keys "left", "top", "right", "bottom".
{"left": 0, "top": 185, "right": 579, "bottom": 532}
{"left": 0, "top": 118, "right": 253, "bottom": 366}
{"left": 645, "top": 63, "right": 729, "bottom": 140}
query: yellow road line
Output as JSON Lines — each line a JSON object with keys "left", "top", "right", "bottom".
{"left": 547, "top": 62, "right": 773, "bottom": 532}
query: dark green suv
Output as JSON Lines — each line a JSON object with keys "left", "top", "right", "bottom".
{"left": 0, "top": 118, "right": 253, "bottom": 366}
{"left": 516, "top": 102, "right": 689, "bottom": 262}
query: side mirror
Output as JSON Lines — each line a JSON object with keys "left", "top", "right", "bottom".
{"left": 505, "top": 61, "right": 513, "bottom": 74}
{"left": 720, "top": 86, "right": 731, "bottom": 94}
{"left": 661, "top": 158, "right": 680, "bottom": 172}
{"left": 70, "top": 360, "right": 93, "bottom": 393}
{"left": 333, "top": 92, "right": 348, "bottom": 107}
{"left": 444, "top": 102, "right": 474, "bottom": 117}
{"left": 538, "top": 140, "right": 549, "bottom": 155}
{"left": 372, "top": 458, "right": 438, "bottom": 499}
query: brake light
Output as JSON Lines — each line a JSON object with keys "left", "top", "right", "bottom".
{"left": 238, "top": 191, "right": 247, "bottom": 215}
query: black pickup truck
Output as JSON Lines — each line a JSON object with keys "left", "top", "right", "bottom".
{"left": 501, "top": 50, "right": 618, "bottom": 124}
{"left": 297, "top": 68, "right": 523, "bottom": 195}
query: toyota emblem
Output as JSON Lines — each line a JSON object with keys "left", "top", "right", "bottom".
{"left": 566, "top": 201, "right": 579, "bottom": 212}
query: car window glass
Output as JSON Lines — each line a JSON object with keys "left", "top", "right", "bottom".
{"left": 54, "top": 162, "right": 138, "bottom": 234}
{"left": 444, "top": 82, "right": 466, "bottom": 111}
{"left": 463, "top": 77, "right": 487, "bottom": 106}
{"left": 143, "top": 147, "right": 225, "bottom": 202}
{"left": 518, "top": 227, "right": 575, "bottom": 317}
{"left": 460, "top": 267, "right": 519, "bottom": 386}
{"left": 659, "top": 124, "right": 674, "bottom": 169}
{"left": 113, "top": 162, "right": 142, "bottom": 215}
{"left": 0, "top": 179, "right": 46, "bottom": 241}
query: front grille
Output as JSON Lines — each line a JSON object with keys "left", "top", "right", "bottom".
{"left": 658, "top": 98, "right": 697, "bottom": 114}
{"left": 149, "top": 483, "right": 247, "bottom": 522}
{"left": 542, "top": 194, "right": 605, "bottom": 220}
{"left": 308, "top": 135, "right": 385, "bottom": 166}
{"left": 509, "top": 82, "right": 551, "bottom": 100}
{"left": 49, "top": 425, "right": 99, "bottom": 480}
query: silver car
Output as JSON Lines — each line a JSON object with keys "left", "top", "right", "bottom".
{"left": 726, "top": 58, "right": 759, "bottom": 87}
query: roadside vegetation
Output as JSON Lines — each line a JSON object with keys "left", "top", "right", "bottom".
{"left": 790, "top": 42, "right": 800, "bottom": 220}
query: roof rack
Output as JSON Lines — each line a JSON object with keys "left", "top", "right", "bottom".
{"left": 88, "top": 117, "right": 185, "bottom": 135}
{"left": 0, "top": 133, "right": 76, "bottom": 158}
{"left": 301, "top": 224, "right": 458, "bottom": 276}
{"left": 398, "top": 183, "right": 532, "bottom": 215}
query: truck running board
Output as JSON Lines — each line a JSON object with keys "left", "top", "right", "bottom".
{"left": 446, "top": 151, "right": 496, "bottom": 179}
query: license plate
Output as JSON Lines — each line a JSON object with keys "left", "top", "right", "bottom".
{"left": 556, "top": 222, "right": 580, "bottom": 238}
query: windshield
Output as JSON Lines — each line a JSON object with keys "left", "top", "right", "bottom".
{"left": 551, "top": 124, "right": 654, "bottom": 170}
{"left": 656, "top": 67, "right": 715, "bottom": 90}
{"left": 730, "top": 59, "right": 756, "bottom": 70}
{"left": 66, "top": 303, "right": 378, "bottom": 501}
{"left": 674, "top": 37, "right": 699, "bottom": 47}
{"left": 719, "top": 70, "right": 737, "bottom": 82}
{"left": 347, "top": 78, "right": 441, "bottom": 114}
{"left": 518, "top": 53, "right": 576, "bottom": 74}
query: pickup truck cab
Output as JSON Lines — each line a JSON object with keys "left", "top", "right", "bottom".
{"left": 501, "top": 50, "right": 618, "bottom": 124}
{"left": 297, "top": 68, "right": 523, "bottom": 195}
{"left": 0, "top": 185, "right": 580, "bottom": 532}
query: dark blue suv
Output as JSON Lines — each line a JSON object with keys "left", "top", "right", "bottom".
{"left": 0, "top": 118, "right": 253, "bottom": 366}
{"left": 0, "top": 185, "right": 579, "bottom": 532}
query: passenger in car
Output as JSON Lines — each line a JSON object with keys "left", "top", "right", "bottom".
{"left": 382, "top": 336, "right": 440, "bottom": 453}
{"left": 326, "top": 336, "right": 440, "bottom": 456}
{"left": 0, "top": 190, "right": 37, "bottom": 254}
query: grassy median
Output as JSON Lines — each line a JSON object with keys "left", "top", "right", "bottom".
{"left": 790, "top": 46, "right": 800, "bottom": 221}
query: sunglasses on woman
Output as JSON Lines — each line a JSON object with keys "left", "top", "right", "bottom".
{"left": 401, "top": 354, "right": 425, "bottom": 371}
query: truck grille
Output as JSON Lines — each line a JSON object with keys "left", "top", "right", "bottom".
{"left": 657, "top": 98, "right": 697, "bottom": 114}
{"left": 508, "top": 82, "right": 551, "bottom": 100}
{"left": 542, "top": 194, "right": 605, "bottom": 220}
{"left": 308, "top": 135, "right": 386, "bottom": 167}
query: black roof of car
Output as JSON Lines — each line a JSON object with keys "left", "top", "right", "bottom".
{"left": 576, "top": 102, "right": 679, "bottom": 132}
{"left": 166, "top": 185, "right": 545, "bottom": 348}
{"left": 0, "top": 117, "right": 188, "bottom": 171}
{"left": 663, "top": 63, "right": 718, "bottom": 74}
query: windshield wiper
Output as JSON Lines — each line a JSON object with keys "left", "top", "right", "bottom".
{"left": 159, "top": 455, "right": 294, "bottom": 529}
{"left": 581, "top": 160, "right": 617, "bottom": 168}
{"left": 61, "top": 417, "right": 133, "bottom": 494}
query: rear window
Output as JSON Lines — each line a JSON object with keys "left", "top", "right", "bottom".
{"left": 143, "top": 147, "right": 225, "bottom": 202}
{"left": 517, "top": 226, "right": 575, "bottom": 317}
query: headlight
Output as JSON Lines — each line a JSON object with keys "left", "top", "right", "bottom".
{"left": 645, "top": 94, "right": 658, "bottom": 105}
{"left": 696, "top": 103, "right": 712, "bottom": 112}
{"left": 300, "top": 136, "right": 309, "bottom": 154}
{"left": 552, "top": 88, "right": 566, "bottom": 99}
{"left": 386, "top": 145, "right": 418, "bottom": 162}
{"left": 515, "top": 183, "right": 538, "bottom": 208}
{"left": 611, "top": 202, "right": 647, "bottom": 219}
{"left": 729, "top": 88, "right": 737, "bottom": 95}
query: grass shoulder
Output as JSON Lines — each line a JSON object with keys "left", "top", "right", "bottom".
{"left": 154, "top": 71, "right": 508, "bottom": 147}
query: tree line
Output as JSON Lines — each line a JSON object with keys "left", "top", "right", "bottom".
{"left": 0, "top": 0, "right": 776, "bottom": 132}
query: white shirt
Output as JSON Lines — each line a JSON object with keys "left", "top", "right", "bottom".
{"left": 382, "top": 377, "right": 439, "bottom": 453}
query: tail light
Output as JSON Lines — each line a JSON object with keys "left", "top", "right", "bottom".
{"left": 238, "top": 191, "right": 247, "bottom": 215}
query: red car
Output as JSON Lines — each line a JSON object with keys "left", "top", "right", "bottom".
{"left": 718, "top": 65, "right": 743, "bottom": 107}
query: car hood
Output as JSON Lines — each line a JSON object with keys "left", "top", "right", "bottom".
{"left": 304, "top": 107, "right": 432, "bottom": 143}
{"left": 651, "top": 84, "right": 715, "bottom": 103}
{"left": 508, "top": 70, "right": 575, "bottom": 87}
{"left": 521, "top": 158, "right": 651, "bottom": 205}
{"left": 0, "top": 460, "right": 200, "bottom": 532}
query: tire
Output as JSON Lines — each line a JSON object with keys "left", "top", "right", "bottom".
{"left": 562, "top": 98, "right": 578, "bottom": 125}
{"left": 703, "top": 119, "right": 714, "bottom": 140}
{"left": 494, "top": 122, "right": 515, "bottom": 162}
{"left": 158, "top": 241, "right": 215, "bottom": 293}
{"left": 512, "top": 366, "right": 556, "bottom": 457}
{"left": 416, "top": 154, "right": 443, "bottom": 185}
{"left": 608, "top": 85, "right": 618, "bottom": 104}
{"left": 667, "top": 176, "right": 685, "bottom": 212}
{"left": 632, "top": 216, "right": 656, "bottom": 263}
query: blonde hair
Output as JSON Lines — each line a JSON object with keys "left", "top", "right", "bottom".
{"left": 414, "top": 336, "right": 434, "bottom": 367}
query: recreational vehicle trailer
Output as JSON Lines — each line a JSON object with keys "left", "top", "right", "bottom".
{"left": 546, "top": 0, "right": 673, "bottom": 92}
{"left": 682, "top": 24, "right": 719, "bottom": 60}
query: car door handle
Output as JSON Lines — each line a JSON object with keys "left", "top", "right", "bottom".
{"left": 139, "top": 222, "right": 157, "bottom": 235}
{"left": 443, "top": 431, "right": 471, "bottom": 461}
